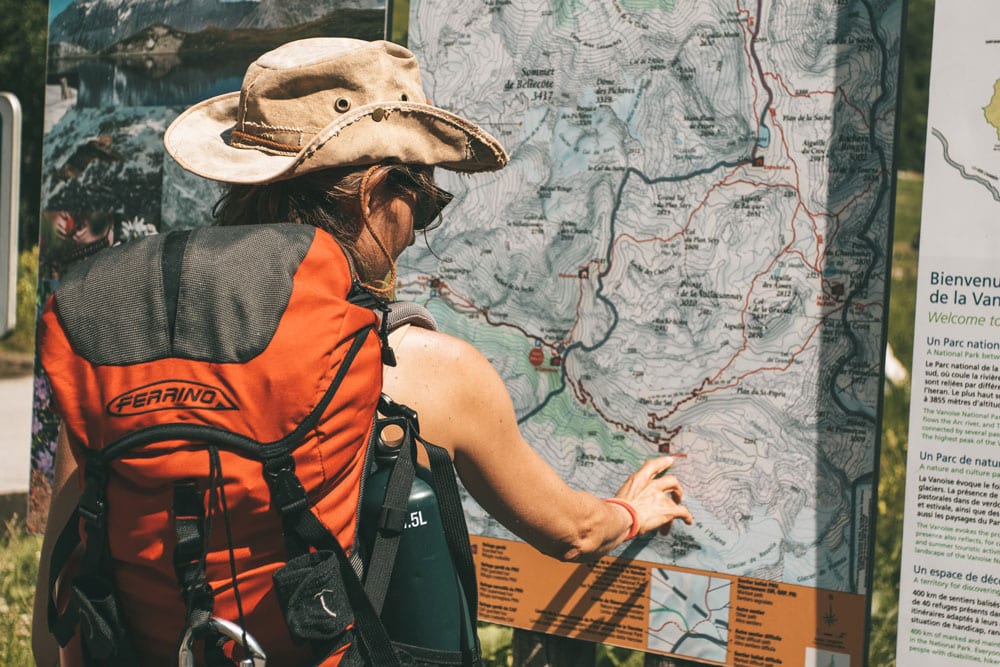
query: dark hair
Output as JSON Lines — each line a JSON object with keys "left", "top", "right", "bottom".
{"left": 212, "top": 164, "right": 443, "bottom": 260}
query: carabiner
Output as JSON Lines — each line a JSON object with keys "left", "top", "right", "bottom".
{"left": 178, "top": 616, "right": 267, "bottom": 667}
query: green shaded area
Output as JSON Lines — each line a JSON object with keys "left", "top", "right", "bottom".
{"left": 649, "top": 606, "right": 690, "bottom": 632}
{"left": 428, "top": 300, "right": 646, "bottom": 469}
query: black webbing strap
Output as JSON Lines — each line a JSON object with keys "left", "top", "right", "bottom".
{"left": 173, "top": 481, "right": 236, "bottom": 667}
{"left": 47, "top": 451, "right": 141, "bottom": 665}
{"left": 262, "top": 454, "right": 312, "bottom": 559}
{"left": 77, "top": 450, "right": 109, "bottom": 576}
{"left": 365, "top": 395, "right": 482, "bottom": 666}
{"left": 361, "top": 413, "right": 417, "bottom": 614}
{"left": 347, "top": 280, "right": 397, "bottom": 366}
{"left": 172, "top": 481, "right": 214, "bottom": 632}
{"left": 420, "top": 436, "right": 483, "bottom": 666}
{"left": 47, "top": 506, "right": 82, "bottom": 646}
{"left": 262, "top": 320, "right": 373, "bottom": 558}
{"left": 263, "top": 458, "right": 400, "bottom": 667}
{"left": 258, "top": 324, "right": 401, "bottom": 666}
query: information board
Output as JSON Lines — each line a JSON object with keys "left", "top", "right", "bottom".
{"left": 29, "top": 1, "right": 904, "bottom": 664}
{"left": 400, "top": 1, "right": 903, "bottom": 664}
{"left": 896, "top": 3, "right": 1000, "bottom": 665}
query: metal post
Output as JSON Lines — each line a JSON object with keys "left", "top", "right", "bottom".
{"left": 0, "top": 91, "right": 21, "bottom": 336}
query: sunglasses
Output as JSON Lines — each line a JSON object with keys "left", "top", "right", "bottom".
{"left": 389, "top": 168, "right": 454, "bottom": 231}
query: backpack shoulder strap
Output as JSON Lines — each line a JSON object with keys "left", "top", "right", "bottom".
{"left": 384, "top": 301, "right": 437, "bottom": 332}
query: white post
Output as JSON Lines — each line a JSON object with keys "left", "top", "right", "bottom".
{"left": 0, "top": 91, "right": 21, "bottom": 336}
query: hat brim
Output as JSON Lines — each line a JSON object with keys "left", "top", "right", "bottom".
{"left": 164, "top": 92, "right": 509, "bottom": 185}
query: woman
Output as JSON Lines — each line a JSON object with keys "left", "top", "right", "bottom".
{"left": 33, "top": 38, "right": 692, "bottom": 666}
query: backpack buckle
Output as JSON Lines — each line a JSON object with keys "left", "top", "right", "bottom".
{"left": 178, "top": 616, "right": 266, "bottom": 667}
{"left": 262, "top": 457, "right": 309, "bottom": 516}
{"left": 78, "top": 454, "right": 109, "bottom": 527}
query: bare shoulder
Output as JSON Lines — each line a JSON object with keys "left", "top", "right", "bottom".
{"left": 388, "top": 326, "right": 498, "bottom": 380}
{"left": 382, "top": 326, "right": 520, "bottom": 453}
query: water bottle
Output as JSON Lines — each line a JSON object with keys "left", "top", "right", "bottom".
{"left": 358, "top": 435, "right": 475, "bottom": 653}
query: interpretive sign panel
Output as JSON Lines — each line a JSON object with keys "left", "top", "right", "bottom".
{"left": 401, "top": 0, "right": 903, "bottom": 664}
{"left": 29, "top": 0, "right": 387, "bottom": 527}
{"left": 896, "top": 3, "right": 1000, "bottom": 665}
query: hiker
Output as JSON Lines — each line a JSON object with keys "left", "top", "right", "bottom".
{"left": 33, "top": 38, "right": 693, "bottom": 666}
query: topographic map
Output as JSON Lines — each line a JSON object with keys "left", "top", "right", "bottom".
{"left": 400, "top": 0, "right": 900, "bottom": 596}
{"left": 648, "top": 569, "right": 731, "bottom": 661}
{"left": 921, "top": 0, "right": 1000, "bottom": 261}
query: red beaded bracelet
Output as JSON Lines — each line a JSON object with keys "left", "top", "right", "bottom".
{"left": 604, "top": 498, "right": 640, "bottom": 540}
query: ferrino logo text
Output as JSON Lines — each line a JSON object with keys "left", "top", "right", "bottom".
{"left": 107, "top": 380, "right": 238, "bottom": 416}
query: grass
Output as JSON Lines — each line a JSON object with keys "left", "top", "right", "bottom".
{"left": 0, "top": 517, "right": 42, "bottom": 666}
{"left": 0, "top": 176, "right": 922, "bottom": 665}
{"left": 0, "top": 248, "right": 38, "bottom": 377}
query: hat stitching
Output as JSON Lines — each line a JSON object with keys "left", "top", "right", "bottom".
{"left": 233, "top": 120, "right": 322, "bottom": 151}
{"left": 241, "top": 120, "right": 325, "bottom": 133}
{"left": 237, "top": 78, "right": 257, "bottom": 134}
{"left": 302, "top": 104, "right": 505, "bottom": 166}
{"left": 231, "top": 130, "right": 302, "bottom": 154}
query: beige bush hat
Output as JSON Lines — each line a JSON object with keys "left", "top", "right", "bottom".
{"left": 164, "top": 38, "right": 508, "bottom": 184}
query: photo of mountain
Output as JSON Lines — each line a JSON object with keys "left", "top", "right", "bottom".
{"left": 28, "top": 0, "right": 390, "bottom": 530}
{"left": 49, "top": 0, "right": 386, "bottom": 54}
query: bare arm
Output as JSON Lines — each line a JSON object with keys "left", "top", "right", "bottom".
{"left": 382, "top": 327, "right": 693, "bottom": 561}
{"left": 32, "top": 425, "right": 81, "bottom": 667}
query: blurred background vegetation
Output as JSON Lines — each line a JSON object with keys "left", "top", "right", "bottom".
{"left": 0, "top": 0, "right": 935, "bottom": 664}
{"left": 0, "top": 0, "right": 47, "bottom": 254}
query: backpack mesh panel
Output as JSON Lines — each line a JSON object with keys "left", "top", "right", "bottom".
{"left": 173, "top": 225, "right": 313, "bottom": 362}
{"left": 54, "top": 224, "right": 316, "bottom": 365}
{"left": 54, "top": 233, "right": 172, "bottom": 365}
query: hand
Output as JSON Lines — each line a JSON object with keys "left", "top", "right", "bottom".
{"left": 613, "top": 456, "right": 693, "bottom": 537}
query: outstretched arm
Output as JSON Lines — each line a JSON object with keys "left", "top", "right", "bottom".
{"left": 382, "top": 327, "right": 693, "bottom": 561}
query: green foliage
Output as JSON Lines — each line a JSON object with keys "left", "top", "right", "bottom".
{"left": 389, "top": 0, "right": 411, "bottom": 45}
{"left": 480, "top": 623, "right": 514, "bottom": 665}
{"left": 0, "top": 247, "right": 39, "bottom": 355}
{"left": 596, "top": 646, "right": 644, "bottom": 666}
{"left": 0, "top": 0, "right": 48, "bottom": 251}
{"left": 866, "top": 173, "right": 923, "bottom": 667}
{"left": 896, "top": 0, "right": 935, "bottom": 172}
{"left": 886, "top": 174, "right": 922, "bottom": 370}
{"left": 0, "top": 517, "right": 43, "bottom": 666}
{"left": 870, "top": 388, "right": 909, "bottom": 667}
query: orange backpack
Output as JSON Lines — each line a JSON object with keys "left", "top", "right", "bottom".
{"left": 39, "top": 224, "right": 477, "bottom": 666}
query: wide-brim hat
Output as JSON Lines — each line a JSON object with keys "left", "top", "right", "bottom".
{"left": 164, "top": 38, "right": 508, "bottom": 184}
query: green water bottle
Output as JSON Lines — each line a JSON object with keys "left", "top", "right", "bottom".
{"left": 359, "top": 436, "right": 476, "bottom": 653}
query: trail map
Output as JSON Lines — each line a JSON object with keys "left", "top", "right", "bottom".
{"left": 648, "top": 569, "right": 732, "bottom": 662}
{"left": 400, "top": 0, "right": 899, "bottom": 603}
{"left": 397, "top": 2, "right": 902, "bottom": 654}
